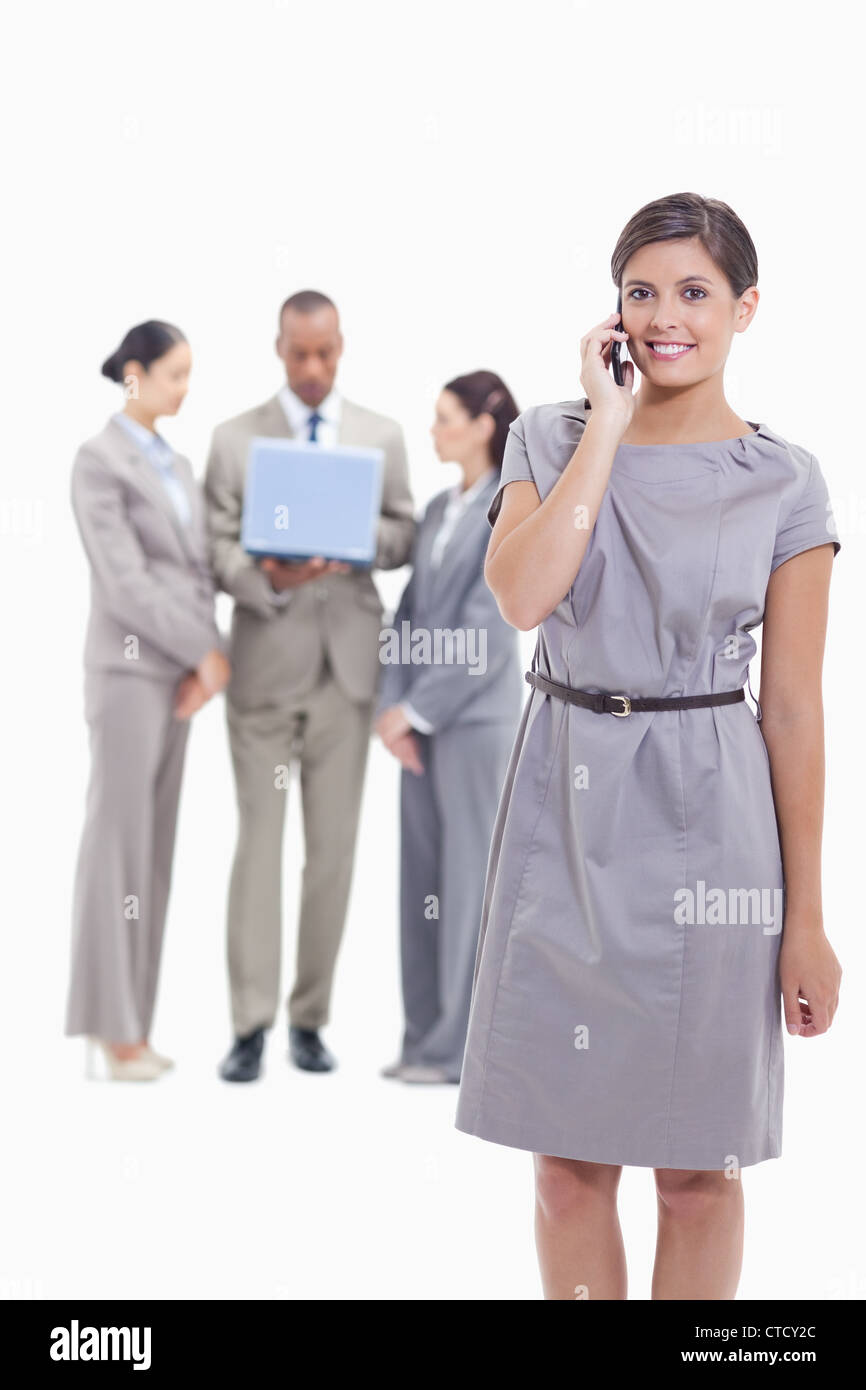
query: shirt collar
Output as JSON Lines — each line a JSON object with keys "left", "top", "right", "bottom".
{"left": 112, "top": 411, "right": 174, "bottom": 465}
{"left": 278, "top": 383, "right": 342, "bottom": 435}
{"left": 448, "top": 465, "right": 497, "bottom": 507}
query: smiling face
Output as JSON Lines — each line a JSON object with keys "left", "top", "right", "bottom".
{"left": 620, "top": 236, "right": 758, "bottom": 386}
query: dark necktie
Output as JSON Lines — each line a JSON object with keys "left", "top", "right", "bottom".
{"left": 307, "top": 409, "right": 323, "bottom": 442}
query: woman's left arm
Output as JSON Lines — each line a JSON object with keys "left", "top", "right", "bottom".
{"left": 759, "top": 542, "right": 842, "bottom": 1037}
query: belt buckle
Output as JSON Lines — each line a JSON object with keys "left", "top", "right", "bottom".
{"left": 609, "top": 694, "right": 631, "bottom": 717}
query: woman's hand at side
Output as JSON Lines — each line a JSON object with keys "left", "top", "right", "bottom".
{"left": 375, "top": 707, "right": 425, "bottom": 775}
{"left": 174, "top": 648, "right": 231, "bottom": 719}
{"left": 375, "top": 705, "right": 411, "bottom": 748}
{"left": 197, "top": 648, "right": 231, "bottom": 697}
{"left": 174, "top": 673, "right": 208, "bottom": 720}
{"left": 779, "top": 915, "right": 842, "bottom": 1036}
{"left": 388, "top": 731, "right": 424, "bottom": 776}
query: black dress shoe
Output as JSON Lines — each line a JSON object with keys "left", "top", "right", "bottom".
{"left": 288, "top": 1025, "right": 336, "bottom": 1072}
{"left": 219, "top": 1027, "right": 265, "bottom": 1082}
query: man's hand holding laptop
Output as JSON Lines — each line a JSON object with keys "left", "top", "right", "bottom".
{"left": 259, "top": 554, "right": 352, "bottom": 591}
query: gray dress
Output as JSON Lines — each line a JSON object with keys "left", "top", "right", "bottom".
{"left": 454, "top": 398, "right": 842, "bottom": 1170}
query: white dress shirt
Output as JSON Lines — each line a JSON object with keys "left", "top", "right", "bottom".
{"left": 277, "top": 382, "right": 342, "bottom": 448}
{"left": 112, "top": 412, "right": 192, "bottom": 527}
{"left": 401, "top": 466, "right": 497, "bottom": 735}
{"left": 265, "top": 384, "right": 344, "bottom": 606}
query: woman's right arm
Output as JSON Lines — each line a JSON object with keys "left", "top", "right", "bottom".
{"left": 71, "top": 446, "right": 225, "bottom": 676}
{"left": 486, "top": 411, "right": 627, "bottom": 630}
{"left": 485, "top": 314, "right": 634, "bottom": 632}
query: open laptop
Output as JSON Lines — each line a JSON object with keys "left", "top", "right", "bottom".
{"left": 241, "top": 437, "right": 385, "bottom": 567}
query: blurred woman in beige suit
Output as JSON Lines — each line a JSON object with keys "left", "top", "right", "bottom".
{"left": 65, "top": 321, "right": 230, "bottom": 1080}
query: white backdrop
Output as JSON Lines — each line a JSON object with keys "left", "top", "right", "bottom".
{"left": 1, "top": 0, "right": 862, "bottom": 1301}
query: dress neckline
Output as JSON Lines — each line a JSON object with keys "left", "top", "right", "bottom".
{"left": 616, "top": 423, "right": 761, "bottom": 449}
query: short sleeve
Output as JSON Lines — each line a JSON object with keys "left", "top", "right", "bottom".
{"left": 487, "top": 413, "right": 536, "bottom": 528}
{"left": 770, "top": 453, "right": 841, "bottom": 574}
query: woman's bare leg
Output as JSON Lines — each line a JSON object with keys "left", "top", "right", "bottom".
{"left": 652, "top": 1168, "right": 744, "bottom": 1300}
{"left": 533, "top": 1154, "right": 626, "bottom": 1299}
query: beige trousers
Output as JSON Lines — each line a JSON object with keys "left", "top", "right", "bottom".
{"left": 225, "top": 656, "right": 375, "bottom": 1036}
{"left": 65, "top": 671, "right": 189, "bottom": 1043}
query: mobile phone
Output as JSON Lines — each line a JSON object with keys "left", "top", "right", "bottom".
{"left": 610, "top": 289, "right": 626, "bottom": 386}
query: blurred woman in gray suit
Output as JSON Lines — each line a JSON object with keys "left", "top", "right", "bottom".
{"left": 66, "top": 321, "right": 230, "bottom": 1080}
{"left": 374, "top": 372, "right": 524, "bottom": 1084}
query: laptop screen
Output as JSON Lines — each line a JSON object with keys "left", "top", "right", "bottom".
{"left": 241, "top": 437, "right": 385, "bottom": 566}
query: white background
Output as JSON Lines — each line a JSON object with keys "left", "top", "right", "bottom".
{"left": 1, "top": 0, "right": 862, "bottom": 1301}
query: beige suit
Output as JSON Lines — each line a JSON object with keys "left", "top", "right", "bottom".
{"left": 66, "top": 416, "right": 222, "bottom": 1042}
{"left": 204, "top": 392, "right": 415, "bottom": 1035}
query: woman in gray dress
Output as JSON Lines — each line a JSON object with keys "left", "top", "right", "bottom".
{"left": 66, "top": 321, "right": 230, "bottom": 1080}
{"left": 454, "top": 194, "right": 843, "bottom": 1299}
{"left": 374, "top": 372, "right": 524, "bottom": 1084}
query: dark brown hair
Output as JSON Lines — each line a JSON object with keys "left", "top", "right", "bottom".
{"left": 611, "top": 192, "right": 758, "bottom": 298}
{"left": 101, "top": 320, "right": 186, "bottom": 383}
{"left": 442, "top": 370, "right": 520, "bottom": 471}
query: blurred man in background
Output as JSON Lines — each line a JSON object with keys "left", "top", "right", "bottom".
{"left": 205, "top": 290, "right": 415, "bottom": 1081}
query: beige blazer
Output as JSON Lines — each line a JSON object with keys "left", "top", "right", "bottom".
{"left": 71, "top": 416, "right": 221, "bottom": 680}
{"left": 204, "top": 392, "right": 415, "bottom": 707}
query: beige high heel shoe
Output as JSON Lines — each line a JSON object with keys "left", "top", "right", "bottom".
{"left": 85, "top": 1037, "right": 163, "bottom": 1081}
{"left": 141, "top": 1043, "right": 174, "bottom": 1071}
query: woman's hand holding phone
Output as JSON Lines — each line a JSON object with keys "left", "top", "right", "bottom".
{"left": 579, "top": 311, "right": 635, "bottom": 428}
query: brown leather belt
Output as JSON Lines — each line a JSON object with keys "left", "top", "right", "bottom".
{"left": 525, "top": 670, "right": 746, "bottom": 717}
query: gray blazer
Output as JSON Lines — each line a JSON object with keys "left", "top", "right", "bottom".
{"left": 71, "top": 416, "right": 221, "bottom": 680}
{"left": 204, "top": 392, "right": 415, "bottom": 708}
{"left": 374, "top": 473, "right": 524, "bottom": 733}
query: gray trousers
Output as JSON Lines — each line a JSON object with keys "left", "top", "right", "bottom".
{"left": 65, "top": 671, "right": 189, "bottom": 1043}
{"left": 225, "top": 655, "right": 375, "bottom": 1037}
{"left": 398, "top": 719, "right": 515, "bottom": 1081}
